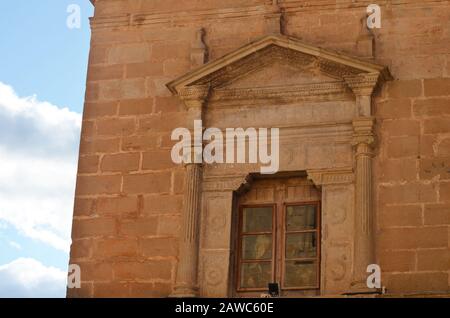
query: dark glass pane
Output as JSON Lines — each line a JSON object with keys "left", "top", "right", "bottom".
{"left": 240, "top": 262, "right": 272, "bottom": 289}
{"left": 286, "top": 205, "right": 316, "bottom": 231}
{"left": 242, "top": 235, "right": 272, "bottom": 260}
{"left": 242, "top": 207, "right": 272, "bottom": 233}
{"left": 285, "top": 232, "right": 317, "bottom": 259}
{"left": 284, "top": 260, "right": 317, "bottom": 288}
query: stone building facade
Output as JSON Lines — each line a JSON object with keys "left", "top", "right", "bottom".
{"left": 68, "top": 0, "right": 450, "bottom": 297}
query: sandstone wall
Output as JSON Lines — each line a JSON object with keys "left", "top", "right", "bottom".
{"left": 68, "top": 0, "right": 450, "bottom": 297}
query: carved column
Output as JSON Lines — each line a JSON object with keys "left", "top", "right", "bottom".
{"left": 171, "top": 85, "right": 209, "bottom": 297}
{"left": 344, "top": 74, "right": 379, "bottom": 291}
{"left": 172, "top": 163, "right": 203, "bottom": 297}
{"left": 351, "top": 117, "right": 376, "bottom": 290}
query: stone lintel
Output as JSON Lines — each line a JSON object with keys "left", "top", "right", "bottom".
{"left": 307, "top": 168, "right": 354, "bottom": 186}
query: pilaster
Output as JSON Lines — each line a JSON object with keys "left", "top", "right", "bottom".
{"left": 171, "top": 85, "right": 209, "bottom": 298}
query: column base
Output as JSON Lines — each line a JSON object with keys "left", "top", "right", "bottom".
{"left": 170, "top": 284, "right": 200, "bottom": 298}
{"left": 342, "top": 281, "right": 381, "bottom": 296}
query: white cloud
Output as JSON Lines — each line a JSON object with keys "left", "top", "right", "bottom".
{"left": 0, "top": 258, "right": 66, "bottom": 298}
{"left": 8, "top": 241, "right": 21, "bottom": 250}
{"left": 0, "top": 82, "right": 81, "bottom": 252}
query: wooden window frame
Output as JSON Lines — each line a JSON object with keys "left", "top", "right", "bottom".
{"left": 236, "top": 204, "right": 277, "bottom": 292}
{"left": 281, "top": 201, "right": 321, "bottom": 291}
{"left": 236, "top": 201, "right": 321, "bottom": 294}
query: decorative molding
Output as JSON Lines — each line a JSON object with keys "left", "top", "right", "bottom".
{"left": 307, "top": 168, "right": 354, "bottom": 186}
{"left": 167, "top": 35, "right": 392, "bottom": 97}
{"left": 89, "top": 1, "right": 443, "bottom": 29}
{"left": 192, "top": 46, "right": 317, "bottom": 89}
{"left": 90, "top": 6, "right": 267, "bottom": 30}
{"left": 211, "top": 81, "right": 350, "bottom": 102}
{"left": 163, "top": 32, "right": 392, "bottom": 297}
{"left": 344, "top": 73, "right": 382, "bottom": 97}
{"left": 352, "top": 117, "right": 376, "bottom": 147}
{"left": 178, "top": 85, "right": 211, "bottom": 110}
{"left": 317, "top": 58, "right": 362, "bottom": 79}
{"left": 203, "top": 174, "right": 252, "bottom": 192}
{"left": 178, "top": 84, "right": 211, "bottom": 100}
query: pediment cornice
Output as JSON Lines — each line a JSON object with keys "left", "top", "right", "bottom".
{"left": 167, "top": 35, "right": 392, "bottom": 100}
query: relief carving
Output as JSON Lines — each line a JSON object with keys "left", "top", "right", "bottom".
{"left": 203, "top": 174, "right": 252, "bottom": 192}
{"left": 307, "top": 168, "right": 354, "bottom": 186}
{"left": 201, "top": 251, "right": 230, "bottom": 297}
{"left": 202, "top": 196, "right": 231, "bottom": 249}
{"left": 330, "top": 259, "right": 347, "bottom": 282}
{"left": 328, "top": 189, "right": 348, "bottom": 225}
{"left": 166, "top": 33, "right": 391, "bottom": 297}
{"left": 205, "top": 264, "right": 224, "bottom": 287}
{"left": 324, "top": 242, "right": 351, "bottom": 285}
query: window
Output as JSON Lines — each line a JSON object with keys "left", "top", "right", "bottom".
{"left": 236, "top": 202, "right": 320, "bottom": 294}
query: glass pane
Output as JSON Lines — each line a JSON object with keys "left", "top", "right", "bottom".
{"left": 286, "top": 205, "right": 316, "bottom": 231}
{"left": 242, "top": 207, "right": 272, "bottom": 233}
{"left": 284, "top": 260, "right": 317, "bottom": 288}
{"left": 285, "top": 233, "right": 317, "bottom": 259}
{"left": 242, "top": 235, "right": 272, "bottom": 260}
{"left": 240, "top": 262, "right": 272, "bottom": 289}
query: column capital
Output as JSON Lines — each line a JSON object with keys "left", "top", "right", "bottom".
{"left": 352, "top": 117, "right": 376, "bottom": 147}
{"left": 178, "top": 84, "right": 211, "bottom": 110}
{"left": 344, "top": 73, "right": 381, "bottom": 97}
{"left": 182, "top": 143, "right": 204, "bottom": 166}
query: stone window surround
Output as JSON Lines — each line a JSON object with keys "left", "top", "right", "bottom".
{"left": 165, "top": 34, "right": 392, "bottom": 297}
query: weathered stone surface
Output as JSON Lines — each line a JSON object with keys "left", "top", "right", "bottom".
{"left": 69, "top": 0, "right": 450, "bottom": 298}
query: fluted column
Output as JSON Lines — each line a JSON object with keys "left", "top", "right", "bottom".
{"left": 351, "top": 117, "right": 376, "bottom": 289}
{"left": 171, "top": 85, "right": 209, "bottom": 298}
{"left": 172, "top": 162, "right": 203, "bottom": 297}
{"left": 344, "top": 73, "right": 380, "bottom": 291}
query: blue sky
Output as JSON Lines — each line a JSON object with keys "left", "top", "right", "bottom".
{"left": 0, "top": 1, "right": 93, "bottom": 297}
{"left": 0, "top": 0, "right": 93, "bottom": 113}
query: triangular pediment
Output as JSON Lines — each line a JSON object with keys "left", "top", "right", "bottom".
{"left": 225, "top": 59, "right": 337, "bottom": 89}
{"left": 167, "top": 35, "right": 392, "bottom": 96}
